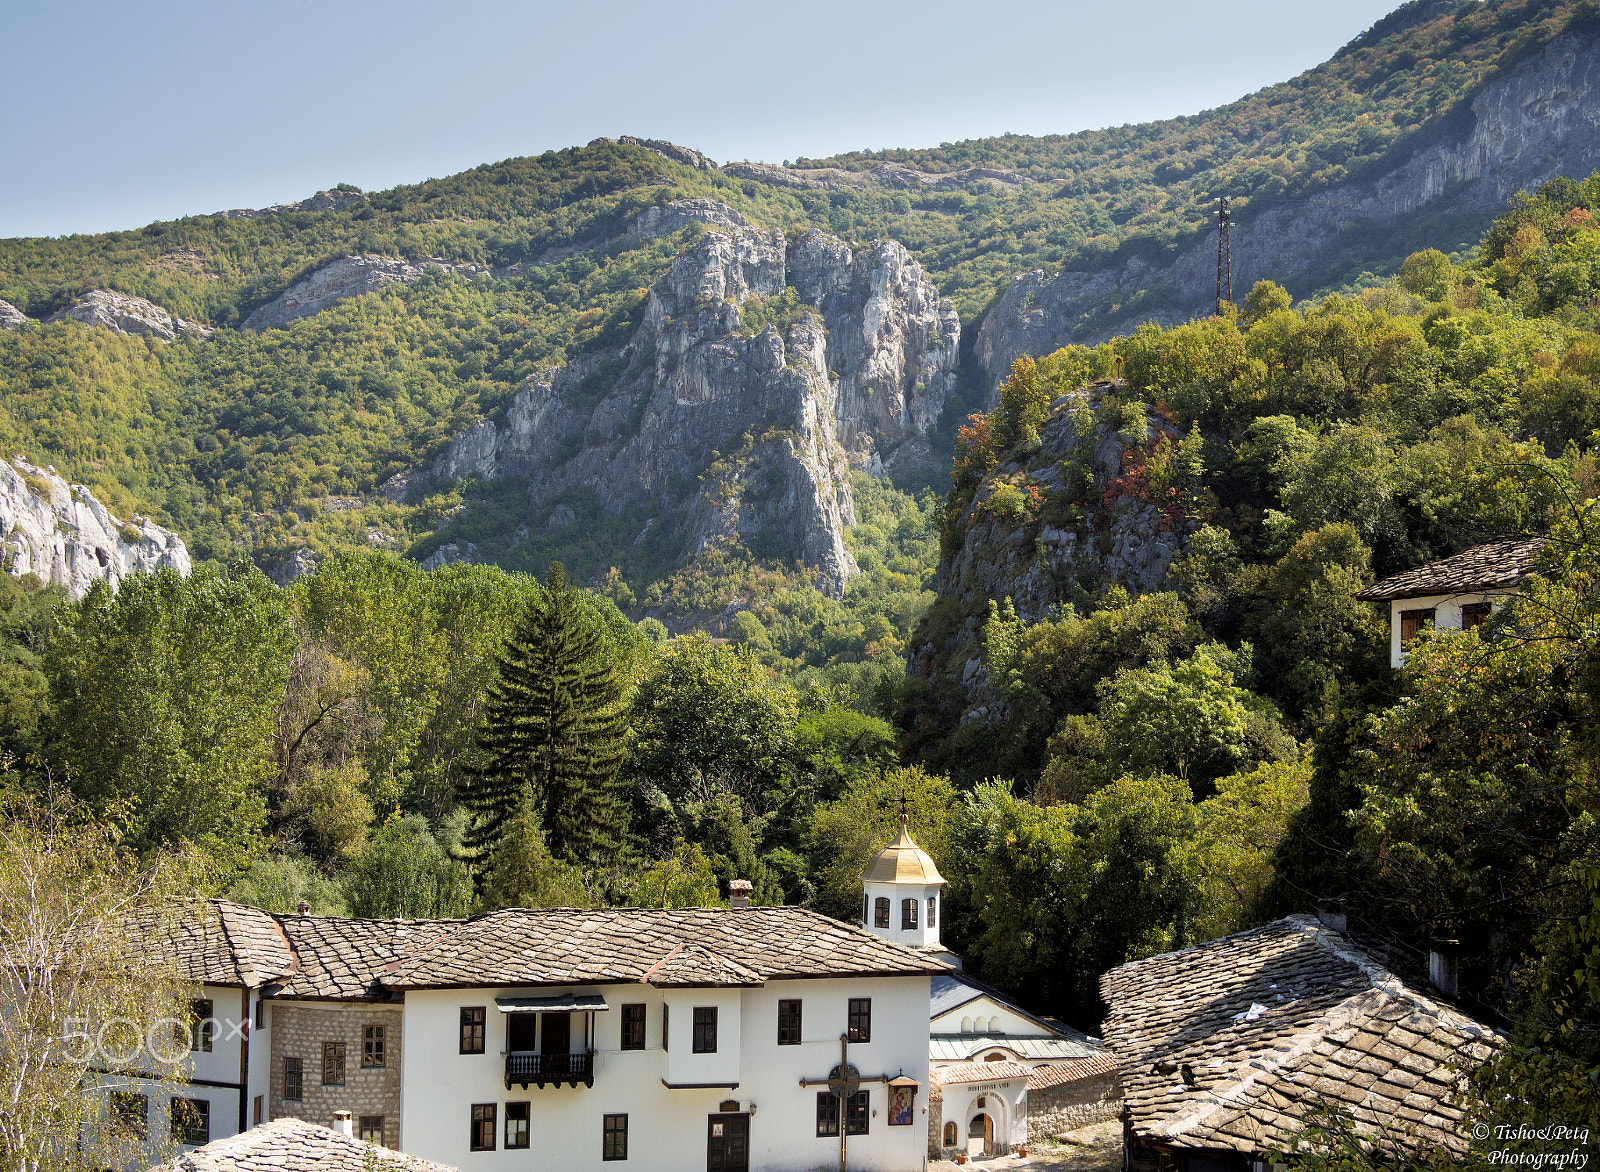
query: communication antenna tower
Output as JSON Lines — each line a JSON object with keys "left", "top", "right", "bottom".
{"left": 1216, "top": 197, "right": 1232, "bottom": 316}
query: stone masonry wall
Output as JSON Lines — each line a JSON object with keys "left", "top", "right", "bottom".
{"left": 1027, "top": 1072, "right": 1121, "bottom": 1143}
{"left": 268, "top": 1002, "right": 403, "bottom": 1148}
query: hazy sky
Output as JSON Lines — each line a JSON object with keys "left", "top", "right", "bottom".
{"left": 3, "top": 0, "right": 1401, "bottom": 239}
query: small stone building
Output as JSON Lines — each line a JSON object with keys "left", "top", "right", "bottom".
{"left": 1356, "top": 535, "right": 1545, "bottom": 668}
{"left": 1100, "top": 915, "right": 1500, "bottom": 1172}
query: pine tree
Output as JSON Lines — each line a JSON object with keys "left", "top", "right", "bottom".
{"left": 476, "top": 782, "right": 592, "bottom": 911}
{"left": 458, "top": 563, "right": 629, "bottom": 871}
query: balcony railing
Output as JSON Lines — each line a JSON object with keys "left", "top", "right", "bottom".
{"left": 505, "top": 1049, "right": 595, "bottom": 1089}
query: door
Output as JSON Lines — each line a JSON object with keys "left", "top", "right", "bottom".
{"left": 508, "top": 1013, "right": 535, "bottom": 1052}
{"left": 707, "top": 1113, "right": 749, "bottom": 1172}
{"left": 541, "top": 1012, "right": 570, "bottom": 1054}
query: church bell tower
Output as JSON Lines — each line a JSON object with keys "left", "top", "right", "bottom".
{"left": 861, "top": 809, "right": 946, "bottom": 951}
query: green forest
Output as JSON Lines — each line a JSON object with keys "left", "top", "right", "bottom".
{"left": 1, "top": 177, "right": 1598, "bottom": 1134}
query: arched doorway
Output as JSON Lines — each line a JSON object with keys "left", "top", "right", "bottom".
{"left": 967, "top": 1112, "right": 993, "bottom": 1158}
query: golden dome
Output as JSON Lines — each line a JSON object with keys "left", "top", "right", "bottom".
{"left": 863, "top": 814, "right": 945, "bottom": 885}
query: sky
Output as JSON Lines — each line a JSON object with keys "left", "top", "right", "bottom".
{"left": 3, "top": 0, "right": 1402, "bottom": 240}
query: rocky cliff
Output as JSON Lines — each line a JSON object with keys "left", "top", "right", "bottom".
{"left": 44, "top": 289, "right": 211, "bottom": 341}
{"left": 426, "top": 208, "right": 959, "bottom": 595}
{"left": 0, "top": 459, "right": 191, "bottom": 599}
{"left": 908, "top": 383, "right": 1190, "bottom": 701}
{"left": 975, "top": 29, "right": 1600, "bottom": 396}
{"left": 241, "top": 254, "right": 491, "bottom": 331}
{"left": 216, "top": 187, "right": 368, "bottom": 219}
{"left": 0, "top": 301, "right": 29, "bottom": 330}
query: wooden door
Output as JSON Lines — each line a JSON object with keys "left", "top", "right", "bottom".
{"left": 706, "top": 1113, "right": 749, "bottom": 1172}
{"left": 507, "top": 1013, "right": 535, "bottom": 1052}
{"left": 541, "top": 1012, "right": 570, "bottom": 1054}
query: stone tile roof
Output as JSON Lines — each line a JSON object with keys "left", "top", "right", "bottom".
{"left": 929, "top": 1060, "right": 1032, "bottom": 1085}
{"left": 1356, "top": 536, "right": 1546, "bottom": 601}
{"left": 1027, "top": 1053, "right": 1120, "bottom": 1090}
{"left": 143, "top": 901, "right": 296, "bottom": 990}
{"left": 386, "top": 906, "right": 950, "bottom": 988}
{"left": 1100, "top": 916, "right": 1498, "bottom": 1160}
{"left": 273, "top": 914, "right": 458, "bottom": 1000}
{"left": 161, "top": 1117, "right": 458, "bottom": 1172}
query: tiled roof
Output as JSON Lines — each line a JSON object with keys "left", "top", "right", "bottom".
{"left": 142, "top": 901, "right": 295, "bottom": 989}
{"left": 930, "top": 1035, "right": 1104, "bottom": 1063}
{"left": 1027, "top": 1053, "right": 1120, "bottom": 1089}
{"left": 930, "top": 1061, "right": 1032, "bottom": 1085}
{"left": 1356, "top": 536, "right": 1546, "bottom": 601}
{"left": 386, "top": 906, "right": 949, "bottom": 988}
{"left": 1100, "top": 916, "right": 1498, "bottom": 1159}
{"left": 273, "top": 915, "right": 459, "bottom": 1000}
{"left": 161, "top": 1118, "right": 458, "bottom": 1172}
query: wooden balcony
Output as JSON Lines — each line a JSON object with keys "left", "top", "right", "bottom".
{"left": 505, "top": 1049, "right": 595, "bottom": 1089}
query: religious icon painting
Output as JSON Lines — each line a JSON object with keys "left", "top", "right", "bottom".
{"left": 889, "top": 1086, "right": 913, "bottom": 1126}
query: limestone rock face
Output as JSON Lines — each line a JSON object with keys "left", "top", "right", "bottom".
{"left": 975, "top": 29, "right": 1600, "bottom": 397}
{"left": 45, "top": 290, "right": 211, "bottom": 341}
{"left": 429, "top": 220, "right": 974, "bottom": 594}
{"left": 0, "top": 459, "right": 191, "bottom": 600}
{"left": 790, "top": 230, "right": 960, "bottom": 454}
{"left": 909, "top": 386, "right": 1191, "bottom": 700}
{"left": 625, "top": 198, "right": 751, "bottom": 244}
{"left": 266, "top": 547, "right": 319, "bottom": 586}
{"left": 216, "top": 187, "right": 367, "bottom": 219}
{"left": 0, "top": 300, "right": 29, "bottom": 330}
{"left": 242, "top": 254, "right": 489, "bottom": 331}
{"left": 615, "top": 137, "right": 720, "bottom": 171}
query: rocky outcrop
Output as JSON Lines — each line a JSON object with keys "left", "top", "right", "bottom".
{"left": 44, "top": 290, "right": 211, "bottom": 341}
{"left": 722, "top": 159, "right": 1030, "bottom": 192}
{"left": 266, "top": 547, "right": 319, "bottom": 586}
{"left": 428, "top": 220, "right": 957, "bottom": 595}
{"left": 909, "top": 385, "right": 1191, "bottom": 695}
{"left": 0, "top": 459, "right": 191, "bottom": 600}
{"left": 975, "top": 29, "right": 1600, "bottom": 395}
{"left": 614, "top": 136, "right": 719, "bottom": 172}
{"left": 241, "top": 254, "right": 489, "bottom": 331}
{"left": 419, "top": 542, "right": 478, "bottom": 572}
{"left": 0, "top": 301, "right": 29, "bottom": 330}
{"left": 216, "top": 187, "right": 367, "bottom": 219}
{"left": 625, "top": 198, "right": 750, "bottom": 244}
{"left": 790, "top": 231, "right": 960, "bottom": 456}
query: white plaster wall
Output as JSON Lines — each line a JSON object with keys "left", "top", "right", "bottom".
{"left": 936, "top": 1076, "right": 1028, "bottom": 1154}
{"left": 929, "top": 997, "right": 1044, "bottom": 1039}
{"left": 863, "top": 881, "right": 943, "bottom": 950}
{"left": 664, "top": 987, "right": 743, "bottom": 1087}
{"left": 246, "top": 989, "right": 270, "bottom": 1130}
{"left": 1387, "top": 591, "right": 1510, "bottom": 668}
{"left": 400, "top": 976, "right": 930, "bottom": 1172}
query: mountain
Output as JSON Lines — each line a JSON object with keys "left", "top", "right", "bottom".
{"left": 2, "top": 0, "right": 1598, "bottom": 636}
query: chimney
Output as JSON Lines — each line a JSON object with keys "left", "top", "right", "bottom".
{"left": 1316, "top": 900, "right": 1347, "bottom": 935}
{"left": 297, "top": 901, "right": 310, "bottom": 915}
{"left": 1429, "top": 939, "right": 1460, "bottom": 998}
{"left": 729, "top": 879, "right": 752, "bottom": 910}
{"left": 333, "top": 1110, "right": 353, "bottom": 1138}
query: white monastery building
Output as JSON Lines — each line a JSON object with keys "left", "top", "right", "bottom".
{"left": 119, "top": 823, "right": 960, "bottom": 1172}
{"left": 1356, "top": 534, "right": 1546, "bottom": 668}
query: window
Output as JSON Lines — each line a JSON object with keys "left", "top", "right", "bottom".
{"left": 692, "top": 1006, "right": 718, "bottom": 1053}
{"left": 283, "top": 1056, "right": 303, "bottom": 1101}
{"left": 1461, "top": 601, "right": 1493, "bottom": 629}
{"left": 846, "top": 1090, "right": 869, "bottom": 1135}
{"left": 252, "top": 1096, "right": 262, "bottom": 1127}
{"left": 110, "top": 1091, "right": 147, "bottom": 1137}
{"left": 927, "top": 896, "right": 937, "bottom": 928}
{"left": 901, "top": 898, "right": 918, "bottom": 930}
{"left": 873, "top": 897, "right": 890, "bottom": 928}
{"left": 189, "top": 999, "right": 214, "bottom": 1052}
{"left": 847, "top": 998, "right": 872, "bottom": 1043}
{"left": 621, "top": 1004, "right": 645, "bottom": 1051}
{"left": 362, "top": 1024, "right": 386, "bottom": 1068}
{"left": 944, "top": 1121, "right": 958, "bottom": 1146}
{"left": 1400, "top": 607, "right": 1435, "bottom": 644}
{"left": 321, "top": 1041, "right": 345, "bottom": 1086}
{"left": 254, "top": 997, "right": 265, "bottom": 1030}
{"left": 469, "top": 1103, "right": 496, "bottom": 1152}
{"left": 171, "top": 1098, "right": 209, "bottom": 1145}
{"left": 505, "top": 1102, "right": 530, "bottom": 1150}
{"left": 777, "top": 999, "right": 802, "bottom": 1045}
{"left": 816, "top": 1092, "right": 840, "bottom": 1137}
{"left": 863, "top": 894, "right": 869, "bottom": 924}
{"left": 985, "top": 1051, "right": 1007, "bottom": 1062}
{"left": 459, "top": 1007, "right": 486, "bottom": 1054}
{"left": 359, "top": 1116, "right": 384, "bottom": 1143}
{"left": 603, "top": 1113, "right": 629, "bottom": 1161}
{"left": 662, "top": 1003, "right": 669, "bottom": 1052}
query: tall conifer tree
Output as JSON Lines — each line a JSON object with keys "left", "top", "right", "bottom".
{"left": 459, "top": 563, "right": 628, "bottom": 870}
